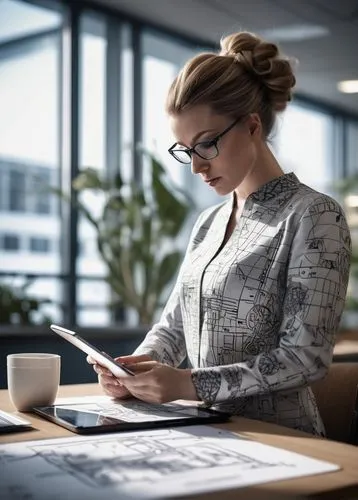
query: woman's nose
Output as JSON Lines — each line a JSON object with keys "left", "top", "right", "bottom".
{"left": 191, "top": 153, "right": 209, "bottom": 175}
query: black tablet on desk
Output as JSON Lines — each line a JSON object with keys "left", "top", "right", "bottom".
{"left": 32, "top": 399, "right": 230, "bottom": 434}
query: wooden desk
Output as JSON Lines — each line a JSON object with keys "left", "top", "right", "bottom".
{"left": 1, "top": 384, "right": 358, "bottom": 500}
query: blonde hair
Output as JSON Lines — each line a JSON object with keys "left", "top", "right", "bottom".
{"left": 166, "top": 31, "right": 296, "bottom": 138}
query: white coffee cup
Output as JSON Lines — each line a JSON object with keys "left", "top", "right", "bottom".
{"left": 7, "top": 353, "right": 61, "bottom": 411}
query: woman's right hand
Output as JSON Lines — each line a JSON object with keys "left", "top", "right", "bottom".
{"left": 86, "top": 354, "right": 152, "bottom": 399}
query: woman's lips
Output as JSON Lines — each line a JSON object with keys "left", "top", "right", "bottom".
{"left": 205, "top": 177, "right": 220, "bottom": 187}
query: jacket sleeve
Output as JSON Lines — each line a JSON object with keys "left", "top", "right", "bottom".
{"left": 132, "top": 271, "right": 186, "bottom": 366}
{"left": 191, "top": 199, "right": 352, "bottom": 405}
{"left": 133, "top": 210, "right": 208, "bottom": 367}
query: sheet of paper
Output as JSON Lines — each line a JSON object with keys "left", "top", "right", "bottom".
{"left": 0, "top": 425, "right": 339, "bottom": 500}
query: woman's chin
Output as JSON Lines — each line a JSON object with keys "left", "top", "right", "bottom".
{"left": 212, "top": 181, "right": 231, "bottom": 196}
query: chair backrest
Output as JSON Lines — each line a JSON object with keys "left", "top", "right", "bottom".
{"left": 311, "top": 362, "right": 358, "bottom": 445}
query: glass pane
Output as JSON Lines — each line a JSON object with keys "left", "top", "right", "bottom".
{"left": 77, "top": 279, "right": 111, "bottom": 326}
{"left": 79, "top": 15, "right": 106, "bottom": 171}
{"left": 142, "top": 31, "right": 195, "bottom": 186}
{"left": 343, "top": 121, "right": 358, "bottom": 323}
{"left": 141, "top": 29, "right": 223, "bottom": 313}
{"left": 77, "top": 14, "right": 133, "bottom": 326}
{"left": 142, "top": 31, "right": 222, "bottom": 212}
{"left": 347, "top": 121, "right": 358, "bottom": 177}
{"left": 120, "top": 24, "right": 133, "bottom": 183}
{"left": 77, "top": 13, "right": 107, "bottom": 326}
{"left": 0, "top": 274, "right": 62, "bottom": 325}
{"left": 274, "top": 103, "right": 334, "bottom": 194}
{"left": 0, "top": 0, "right": 60, "bottom": 44}
{"left": 140, "top": 31, "right": 224, "bottom": 324}
{"left": 0, "top": 0, "right": 63, "bottom": 324}
{"left": 2, "top": 234, "right": 20, "bottom": 251}
{"left": 77, "top": 16, "right": 134, "bottom": 326}
{"left": 9, "top": 169, "right": 26, "bottom": 212}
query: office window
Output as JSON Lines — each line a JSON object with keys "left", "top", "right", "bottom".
{"left": 274, "top": 103, "right": 335, "bottom": 194}
{"left": 142, "top": 32, "right": 197, "bottom": 185}
{"left": 2, "top": 234, "right": 20, "bottom": 251}
{"left": 0, "top": 163, "right": 9, "bottom": 211}
{"left": 141, "top": 31, "right": 222, "bottom": 239}
{"left": 347, "top": 121, "right": 358, "bottom": 177}
{"left": 9, "top": 170, "right": 26, "bottom": 212}
{"left": 343, "top": 120, "right": 358, "bottom": 235}
{"left": 77, "top": 13, "right": 109, "bottom": 326}
{"left": 0, "top": 0, "right": 63, "bottom": 322}
{"left": 30, "top": 236, "right": 50, "bottom": 253}
{"left": 30, "top": 168, "right": 52, "bottom": 214}
{"left": 119, "top": 25, "right": 134, "bottom": 183}
{"left": 0, "top": 1, "right": 355, "bottom": 328}
{"left": 142, "top": 31, "right": 224, "bottom": 212}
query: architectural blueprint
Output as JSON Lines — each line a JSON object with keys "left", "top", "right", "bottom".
{"left": 0, "top": 425, "right": 339, "bottom": 500}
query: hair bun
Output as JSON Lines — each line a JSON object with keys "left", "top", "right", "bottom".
{"left": 220, "top": 32, "right": 296, "bottom": 112}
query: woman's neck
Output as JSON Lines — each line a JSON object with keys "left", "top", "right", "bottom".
{"left": 234, "top": 142, "right": 284, "bottom": 202}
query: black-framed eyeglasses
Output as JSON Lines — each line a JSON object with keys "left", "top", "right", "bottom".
{"left": 168, "top": 116, "right": 242, "bottom": 165}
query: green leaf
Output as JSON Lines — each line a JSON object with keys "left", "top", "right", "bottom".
{"left": 151, "top": 158, "right": 190, "bottom": 237}
{"left": 333, "top": 174, "right": 358, "bottom": 196}
{"left": 114, "top": 171, "right": 123, "bottom": 190}
{"left": 47, "top": 145, "right": 195, "bottom": 324}
{"left": 76, "top": 200, "right": 99, "bottom": 229}
{"left": 72, "top": 168, "right": 103, "bottom": 191}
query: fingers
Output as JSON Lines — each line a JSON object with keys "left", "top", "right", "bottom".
{"left": 125, "top": 361, "right": 158, "bottom": 373}
{"left": 115, "top": 354, "right": 152, "bottom": 364}
{"left": 117, "top": 371, "right": 153, "bottom": 392}
{"left": 87, "top": 353, "right": 159, "bottom": 402}
{"left": 102, "top": 381, "right": 131, "bottom": 399}
{"left": 88, "top": 354, "right": 152, "bottom": 366}
{"left": 93, "top": 364, "right": 113, "bottom": 378}
{"left": 96, "top": 368, "right": 131, "bottom": 399}
{"left": 94, "top": 364, "right": 122, "bottom": 389}
{"left": 97, "top": 371, "right": 117, "bottom": 386}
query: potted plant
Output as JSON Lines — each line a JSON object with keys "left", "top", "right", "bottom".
{"left": 65, "top": 151, "right": 194, "bottom": 325}
{"left": 0, "top": 281, "right": 52, "bottom": 325}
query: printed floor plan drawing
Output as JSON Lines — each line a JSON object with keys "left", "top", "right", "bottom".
{"left": 0, "top": 425, "right": 339, "bottom": 500}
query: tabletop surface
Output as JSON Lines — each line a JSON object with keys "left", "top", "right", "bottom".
{"left": 1, "top": 383, "right": 358, "bottom": 500}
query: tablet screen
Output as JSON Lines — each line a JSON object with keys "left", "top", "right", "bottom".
{"left": 52, "top": 407, "right": 121, "bottom": 427}
{"left": 50, "top": 324, "right": 134, "bottom": 377}
{"left": 0, "top": 416, "right": 11, "bottom": 427}
{"left": 0, "top": 411, "right": 32, "bottom": 433}
{"left": 33, "top": 400, "right": 230, "bottom": 434}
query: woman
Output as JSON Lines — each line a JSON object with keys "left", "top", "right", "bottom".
{"left": 88, "top": 31, "right": 351, "bottom": 435}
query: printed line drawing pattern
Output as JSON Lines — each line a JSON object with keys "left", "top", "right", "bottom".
{"left": 0, "top": 426, "right": 339, "bottom": 500}
{"left": 135, "top": 173, "right": 351, "bottom": 435}
{"left": 58, "top": 400, "right": 200, "bottom": 423}
{"left": 0, "top": 428, "right": 291, "bottom": 489}
{"left": 28, "top": 432, "right": 290, "bottom": 487}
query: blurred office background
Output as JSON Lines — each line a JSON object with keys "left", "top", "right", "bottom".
{"left": 1, "top": 0, "right": 358, "bottom": 385}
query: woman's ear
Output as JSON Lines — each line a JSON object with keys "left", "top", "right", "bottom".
{"left": 247, "top": 113, "right": 262, "bottom": 137}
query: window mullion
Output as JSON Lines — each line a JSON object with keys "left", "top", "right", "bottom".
{"left": 60, "top": 4, "right": 81, "bottom": 325}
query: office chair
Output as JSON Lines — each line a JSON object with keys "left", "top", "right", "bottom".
{"left": 311, "top": 362, "right": 358, "bottom": 445}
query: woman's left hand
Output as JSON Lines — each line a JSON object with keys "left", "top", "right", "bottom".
{"left": 117, "top": 361, "right": 198, "bottom": 404}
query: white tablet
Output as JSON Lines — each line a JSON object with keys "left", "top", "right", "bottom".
{"left": 0, "top": 410, "right": 32, "bottom": 434}
{"left": 50, "top": 324, "right": 134, "bottom": 378}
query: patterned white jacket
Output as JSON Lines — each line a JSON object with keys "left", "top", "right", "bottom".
{"left": 134, "top": 173, "right": 351, "bottom": 435}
